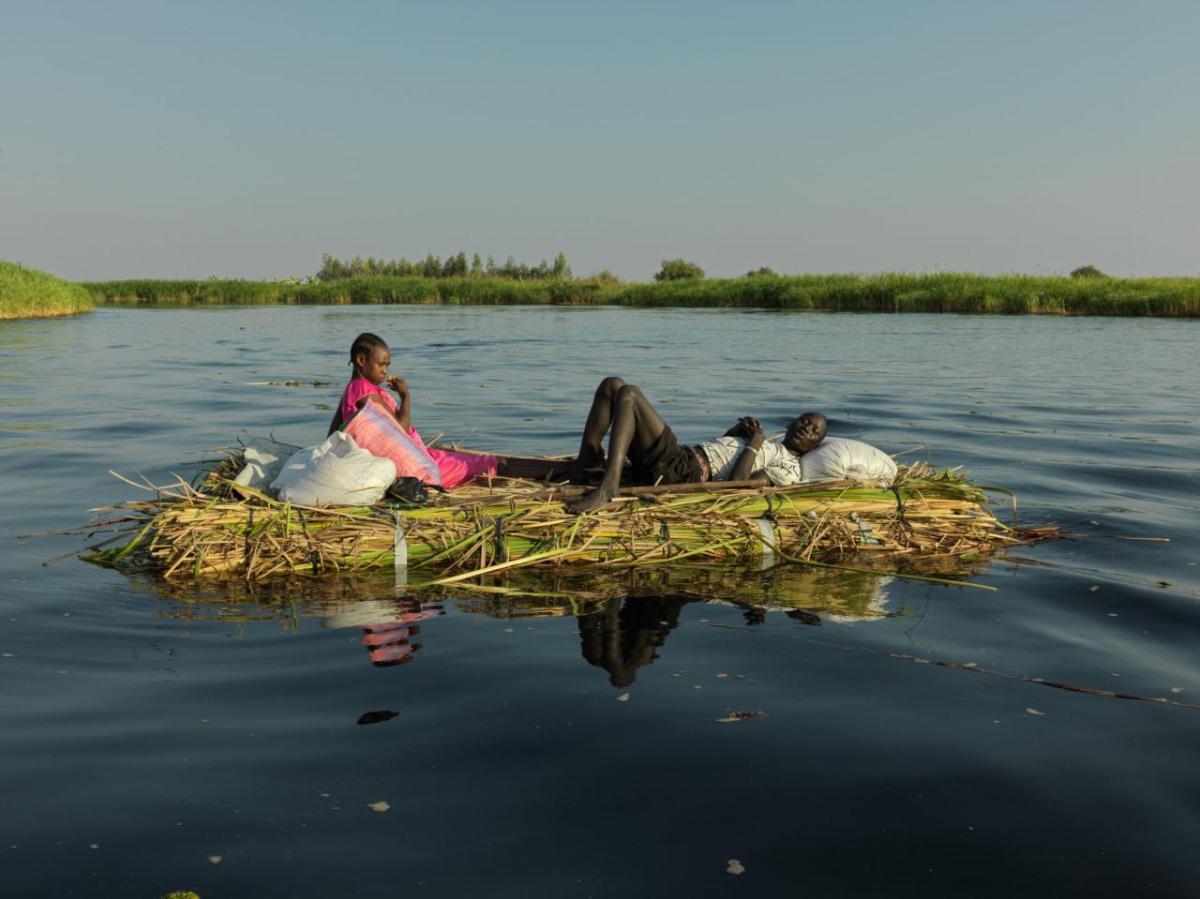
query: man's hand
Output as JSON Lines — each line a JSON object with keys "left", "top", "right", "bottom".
{"left": 387, "top": 375, "right": 409, "bottom": 397}
{"left": 724, "top": 417, "right": 764, "bottom": 443}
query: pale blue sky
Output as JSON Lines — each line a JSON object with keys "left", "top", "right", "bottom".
{"left": 2, "top": 0, "right": 1196, "bottom": 280}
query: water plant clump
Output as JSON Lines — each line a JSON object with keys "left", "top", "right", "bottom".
{"left": 0, "top": 261, "right": 94, "bottom": 320}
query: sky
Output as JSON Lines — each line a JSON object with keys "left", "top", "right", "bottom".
{"left": 1, "top": 0, "right": 1197, "bottom": 281}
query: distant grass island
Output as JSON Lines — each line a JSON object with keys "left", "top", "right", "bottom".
{"left": 3, "top": 253, "right": 1199, "bottom": 319}
{"left": 0, "top": 262, "right": 94, "bottom": 320}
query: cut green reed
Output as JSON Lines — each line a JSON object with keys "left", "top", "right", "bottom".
{"left": 81, "top": 459, "right": 1056, "bottom": 587}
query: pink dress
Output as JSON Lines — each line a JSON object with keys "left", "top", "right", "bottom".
{"left": 338, "top": 377, "right": 498, "bottom": 490}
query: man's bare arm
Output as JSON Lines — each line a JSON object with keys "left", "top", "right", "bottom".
{"left": 727, "top": 417, "right": 765, "bottom": 482}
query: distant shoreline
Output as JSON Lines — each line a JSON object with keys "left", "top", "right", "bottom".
{"left": 5, "top": 268, "right": 1200, "bottom": 320}
{"left": 81, "top": 273, "right": 1200, "bottom": 317}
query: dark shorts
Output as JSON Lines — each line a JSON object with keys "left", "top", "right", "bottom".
{"left": 629, "top": 427, "right": 706, "bottom": 486}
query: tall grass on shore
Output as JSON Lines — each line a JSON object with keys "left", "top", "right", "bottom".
{"left": 82, "top": 272, "right": 1200, "bottom": 317}
{"left": 0, "top": 262, "right": 94, "bottom": 320}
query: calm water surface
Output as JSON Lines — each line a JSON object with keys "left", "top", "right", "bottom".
{"left": 2, "top": 307, "right": 1198, "bottom": 897}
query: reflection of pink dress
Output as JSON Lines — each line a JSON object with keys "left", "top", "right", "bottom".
{"left": 338, "top": 377, "right": 497, "bottom": 490}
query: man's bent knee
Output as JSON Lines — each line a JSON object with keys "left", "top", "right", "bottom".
{"left": 597, "top": 376, "right": 626, "bottom": 397}
{"left": 614, "top": 384, "right": 643, "bottom": 408}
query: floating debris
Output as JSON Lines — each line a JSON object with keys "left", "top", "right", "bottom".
{"left": 244, "top": 379, "right": 333, "bottom": 388}
{"left": 717, "top": 711, "right": 766, "bottom": 724}
{"left": 1025, "top": 708, "right": 1045, "bottom": 717}
{"left": 726, "top": 859, "right": 746, "bottom": 875}
{"left": 368, "top": 801, "right": 390, "bottom": 813}
{"left": 357, "top": 710, "right": 399, "bottom": 726}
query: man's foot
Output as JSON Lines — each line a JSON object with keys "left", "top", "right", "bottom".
{"left": 566, "top": 484, "right": 616, "bottom": 514}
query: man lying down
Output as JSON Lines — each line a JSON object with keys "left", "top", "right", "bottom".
{"left": 567, "top": 376, "right": 897, "bottom": 514}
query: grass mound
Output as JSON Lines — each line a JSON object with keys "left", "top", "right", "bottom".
{"left": 0, "top": 262, "right": 93, "bottom": 320}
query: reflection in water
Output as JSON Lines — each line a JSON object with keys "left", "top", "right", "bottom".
{"left": 321, "top": 598, "right": 443, "bottom": 667}
{"left": 132, "top": 562, "right": 903, "bottom": 684}
{"left": 579, "top": 596, "right": 686, "bottom": 688}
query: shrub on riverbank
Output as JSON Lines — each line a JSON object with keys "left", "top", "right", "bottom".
{"left": 81, "top": 272, "right": 1200, "bottom": 317}
{"left": 0, "top": 262, "right": 94, "bottom": 320}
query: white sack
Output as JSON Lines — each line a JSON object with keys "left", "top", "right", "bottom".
{"left": 234, "top": 435, "right": 302, "bottom": 491}
{"left": 800, "top": 437, "right": 897, "bottom": 486}
{"left": 270, "top": 431, "right": 397, "bottom": 507}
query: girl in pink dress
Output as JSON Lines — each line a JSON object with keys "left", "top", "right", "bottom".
{"left": 332, "top": 332, "right": 499, "bottom": 490}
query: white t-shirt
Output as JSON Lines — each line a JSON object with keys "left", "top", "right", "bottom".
{"left": 799, "top": 437, "right": 897, "bottom": 485}
{"left": 696, "top": 437, "right": 805, "bottom": 486}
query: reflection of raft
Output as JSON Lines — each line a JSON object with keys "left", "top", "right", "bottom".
{"left": 86, "top": 453, "right": 1051, "bottom": 585}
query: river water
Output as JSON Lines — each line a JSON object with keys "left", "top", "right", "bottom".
{"left": 2, "top": 306, "right": 1198, "bottom": 897}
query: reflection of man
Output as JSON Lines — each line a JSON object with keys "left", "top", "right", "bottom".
{"left": 578, "top": 596, "right": 686, "bottom": 688}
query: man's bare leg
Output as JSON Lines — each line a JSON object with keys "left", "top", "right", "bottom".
{"left": 567, "top": 383, "right": 670, "bottom": 514}
{"left": 575, "top": 376, "right": 626, "bottom": 468}
{"left": 486, "top": 377, "right": 639, "bottom": 485}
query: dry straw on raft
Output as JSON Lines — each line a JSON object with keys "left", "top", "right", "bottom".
{"left": 85, "top": 456, "right": 1052, "bottom": 587}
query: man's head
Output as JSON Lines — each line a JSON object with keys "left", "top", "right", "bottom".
{"left": 783, "top": 412, "right": 826, "bottom": 454}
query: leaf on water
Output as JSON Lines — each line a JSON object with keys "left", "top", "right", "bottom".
{"left": 357, "top": 710, "right": 399, "bottom": 726}
{"left": 715, "top": 673, "right": 728, "bottom": 679}
{"left": 208, "top": 855, "right": 222, "bottom": 864}
{"left": 717, "top": 711, "right": 766, "bottom": 724}
{"left": 726, "top": 859, "right": 746, "bottom": 875}
{"left": 616, "top": 692, "right": 630, "bottom": 702}
{"left": 1089, "top": 585, "right": 1100, "bottom": 592}
{"left": 1025, "top": 708, "right": 1045, "bottom": 717}
{"left": 1171, "top": 687, "right": 1184, "bottom": 694}
{"left": 368, "top": 801, "right": 391, "bottom": 813}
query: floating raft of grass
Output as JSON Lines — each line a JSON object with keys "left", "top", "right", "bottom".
{"left": 84, "top": 454, "right": 1054, "bottom": 587}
